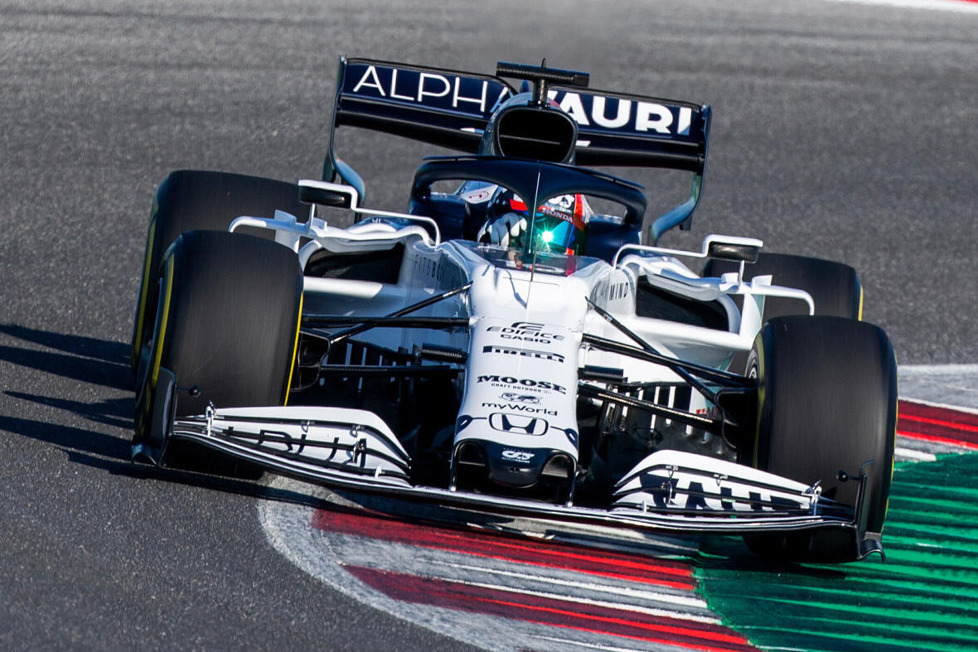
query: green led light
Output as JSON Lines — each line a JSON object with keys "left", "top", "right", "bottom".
{"left": 541, "top": 230, "right": 554, "bottom": 244}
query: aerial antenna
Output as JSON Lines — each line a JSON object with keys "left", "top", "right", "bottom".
{"left": 524, "top": 165, "right": 544, "bottom": 305}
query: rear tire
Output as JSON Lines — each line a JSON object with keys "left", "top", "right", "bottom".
{"left": 135, "top": 230, "right": 303, "bottom": 454}
{"left": 704, "top": 253, "right": 862, "bottom": 370}
{"left": 704, "top": 252, "right": 862, "bottom": 319}
{"left": 132, "top": 170, "right": 306, "bottom": 376}
{"left": 744, "top": 315, "right": 897, "bottom": 562}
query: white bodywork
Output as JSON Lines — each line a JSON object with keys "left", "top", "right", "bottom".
{"left": 138, "top": 185, "right": 859, "bottom": 537}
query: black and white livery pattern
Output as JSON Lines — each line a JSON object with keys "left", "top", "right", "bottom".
{"left": 131, "top": 57, "right": 898, "bottom": 563}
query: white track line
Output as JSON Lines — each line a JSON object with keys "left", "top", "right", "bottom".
{"left": 427, "top": 560, "right": 717, "bottom": 618}
{"left": 823, "top": 0, "right": 978, "bottom": 13}
{"left": 260, "top": 365, "right": 978, "bottom": 651}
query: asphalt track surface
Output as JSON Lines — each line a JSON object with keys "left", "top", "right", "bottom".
{"left": 1, "top": 0, "right": 976, "bottom": 650}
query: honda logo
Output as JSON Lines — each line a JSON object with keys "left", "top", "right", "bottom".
{"left": 488, "top": 413, "right": 549, "bottom": 436}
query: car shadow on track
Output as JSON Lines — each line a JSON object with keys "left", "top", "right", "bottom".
{"left": 0, "top": 322, "right": 134, "bottom": 436}
{"left": 0, "top": 323, "right": 338, "bottom": 510}
{"left": 0, "top": 323, "right": 133, "bottom": 392}
{"left": 695, "top": 536, "right": 850, "bottom": 578}
{"left": 5, "top": 391, "right": 131, "bottom": 430}
{"left": 0, "top": 414, "right": 130, "bottom": 460}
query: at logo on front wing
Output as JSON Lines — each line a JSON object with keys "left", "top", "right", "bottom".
{"left": 501, "top": 449, "right": 535, "bottom": 463}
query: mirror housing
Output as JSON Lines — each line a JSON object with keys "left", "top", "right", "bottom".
{"left": 297, "top": 179, "right": 359, "bottom": 210}
{"left": 703, "top": 235, "right": 762, "bottom": 264}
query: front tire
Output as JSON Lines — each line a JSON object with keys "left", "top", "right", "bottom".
{"left": 744, "top": 315, "right": 897, "bottom": 562}
{"left": 132, "top": 170, "right": 306, "bottom": 376}
{"left": 135, "top": 230, "right": 303, "bottom": 455}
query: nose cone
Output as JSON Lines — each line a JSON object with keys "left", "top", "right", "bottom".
{"left": 485, "top": 442, "right": 546, "bottom": 488}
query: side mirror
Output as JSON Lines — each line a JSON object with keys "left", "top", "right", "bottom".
{"left": 703, "top": 235, "right": 762, "bottom": 264}
{"left": 612, "top": 234, "right": 763, "bottom": 268}
{"left": 297, "top": 179, "right": 359, "bottom": 210}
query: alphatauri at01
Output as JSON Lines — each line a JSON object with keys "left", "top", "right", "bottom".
{"left": 132, "top": 58, "right": 897, "bottom": 562}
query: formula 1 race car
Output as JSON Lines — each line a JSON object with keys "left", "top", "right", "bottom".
{"left": 131, "top": 58, "right": 897, "bottom": 562}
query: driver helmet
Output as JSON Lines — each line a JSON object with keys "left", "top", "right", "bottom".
{"left": 527, "top": 193, "right": 591, "bottom": 255}
{"left": 484, "top": 191, "right": 592, "bottom": 256}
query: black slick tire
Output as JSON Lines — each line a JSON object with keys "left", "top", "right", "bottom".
{"left": 704, "top": 253, "right": 862, "bottom": 371}
{"left": 704, "top": 252, "right": 862, "bottom": 320}
{"left": 744, "top": 315, "right": 897, "bottom": 562}
{"left": 131, "top": 170, "right": 306, "bottom": 376}
{"left": 135, "top": 230, "right": 302, "bottom": 450}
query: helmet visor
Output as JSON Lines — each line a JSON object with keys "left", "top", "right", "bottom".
{"left": 527, "top": 193, "right": 589, "bottom": 256}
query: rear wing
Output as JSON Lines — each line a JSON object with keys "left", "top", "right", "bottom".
{"left": 324, "top": 57, "right": 711, "bottom": 240}
{"left": 329, "top": 58, "right": 515, "bottom": 156}
{"left": 552, "top": 88, "right": 710, "bottom": 173}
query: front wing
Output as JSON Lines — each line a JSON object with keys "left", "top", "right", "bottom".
{"left": 136, "top": 400, "right": 882, "bottom": 559}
